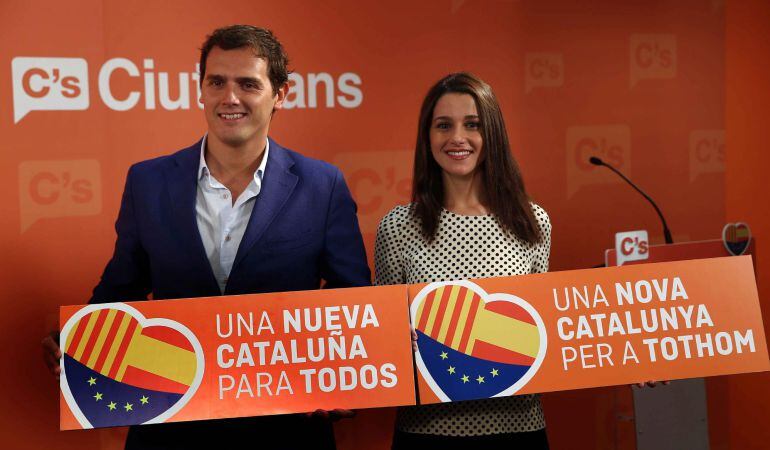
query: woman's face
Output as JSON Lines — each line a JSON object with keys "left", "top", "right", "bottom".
{"left": 429, "top": 93, "right": 483, "bottom": 180}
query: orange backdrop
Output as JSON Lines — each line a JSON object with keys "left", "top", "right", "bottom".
{"left": 0, "top": 1, "right": 731, "bottom": 449}
{"left": 725, "top": 0, "right": 770, "bottom": 449}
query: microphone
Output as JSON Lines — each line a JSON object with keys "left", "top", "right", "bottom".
{"left": 589, "top": 156, "right": 673, "bottom": 244}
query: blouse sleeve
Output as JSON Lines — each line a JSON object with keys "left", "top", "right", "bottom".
{"left": 374, "top": 207, "right": 407, "bottom": 286}
{"left": 531, "top": 204, "right": 552, "bottom": 274}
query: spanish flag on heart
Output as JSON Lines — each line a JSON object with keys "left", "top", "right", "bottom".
{"left": 61, "top": 305, "right": 202, "bottom": 428}
{"left": 413, "top": 282, "right": 546, "bottom": 402}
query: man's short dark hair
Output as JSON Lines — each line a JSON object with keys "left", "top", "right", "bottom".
{"left": 199, "top": 25, "right": 290, "bottom": 94}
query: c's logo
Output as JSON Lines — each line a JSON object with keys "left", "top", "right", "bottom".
{"left": 525, "top": 53, "right": 564, "bottom": 93}
{"left": 689, "top": 130, "right": 725, "bottom": 181}
{"left": 630, "top": 34, "right": 677, "bottom": 87}
{"left": 615, "top": 230, "right": 649, "bottom": 266}
{"left": 12, "top": 57, "right": 89, "bottom": 123}
{"left": 332, "top": 151, "right": 413, "bottom": 233}
{"left": 566, "top": 125, "right": 631, "bottom": 198}
{"left": 18, "top": 160, "right": 101, "bottom": 233}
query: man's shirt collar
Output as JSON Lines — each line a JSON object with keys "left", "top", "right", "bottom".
{"left": 197, "top": 134, "right": 269, "bottom": 188}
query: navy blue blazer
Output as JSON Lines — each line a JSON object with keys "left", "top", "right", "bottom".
{"left": 90, "top": 138, "right": 366, "bottom": 448}
{"left": 91, "top": 137, "right": 371, "bottom": 304}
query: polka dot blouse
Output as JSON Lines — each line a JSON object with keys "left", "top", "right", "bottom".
{"left": 374, "top": 203, "right": 552, "bottom": 436}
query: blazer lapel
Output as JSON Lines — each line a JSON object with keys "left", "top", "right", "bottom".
{"left": 231, "top": 138, "right": 298, "bottom": 273}
{"left": 165, "top": 140, "right": 220, "bottom": 291}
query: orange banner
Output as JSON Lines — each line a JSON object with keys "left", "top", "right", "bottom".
{"left": 59, "top": 285, "right": 415, "bottom": 430}
{"left": 60, "top": 256, "right": 769, "bottom": 428}
{"left": 410, "top": 256, "right": 769, "bottom": 404}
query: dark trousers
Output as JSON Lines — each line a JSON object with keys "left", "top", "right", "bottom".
{"left": 125, "top": 414, "right": 335, "bottom": 450}
{"left": 392, "top": 428, "right": 549, "bottom": 450}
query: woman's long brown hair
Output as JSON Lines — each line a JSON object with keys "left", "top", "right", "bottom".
{"left": 411, "top": 72, "right": 541, "bottom": 244}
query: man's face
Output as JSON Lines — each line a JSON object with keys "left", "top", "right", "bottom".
{"left": 200, "top": 46, "right": 287, "bottom": 149}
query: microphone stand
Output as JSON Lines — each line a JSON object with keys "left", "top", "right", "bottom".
{"left": 589, "top": 157, "right": 674, "bottom": 244}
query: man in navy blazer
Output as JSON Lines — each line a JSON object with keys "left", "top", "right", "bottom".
{"left": 93, "top": 135, "right": 369, "bottom": 301}
{"left": 44, "top": 25, "right": 370, "bottom": 449}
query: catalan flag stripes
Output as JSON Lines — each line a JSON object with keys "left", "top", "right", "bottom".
{"left": 417, "top": 286, "right": 479, "bottom": 351}
{"left": 109, "top": 318, "right": 139, "bottom": 380}
{"left": 726, "top": 226, "right": 750, "bottom": 241}
{"left": 415, "top": 286, "right": 539, "bottom": 364}
{"left": 63, "top": 309, "right": 197, "bottom": 392}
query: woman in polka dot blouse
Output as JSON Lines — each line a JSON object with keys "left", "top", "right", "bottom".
{"left": 375, "top": 72, "right": 551, "bottom": 450}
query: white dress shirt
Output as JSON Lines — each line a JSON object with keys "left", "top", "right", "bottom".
{"left": 195, "top": 136, "right": 269, "bottom": 293}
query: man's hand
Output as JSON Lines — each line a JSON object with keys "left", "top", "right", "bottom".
{"left": 305, "top": 409, "right": 356, "bottom": 421}
{"left": 634, "top": 380, "right": 671, "bottom": 388}
{"left": 411, "top": 329, "right": 418, "bottom": 352}
{"left": 42, "top": 331, "right": 62, "bottom": 379}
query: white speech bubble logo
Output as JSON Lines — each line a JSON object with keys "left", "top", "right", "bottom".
{"left": 615, "top": 230, "right": 649, "bottom": 266}
{"left": 12, "top": 57, "right": 89, "bottom": 123}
